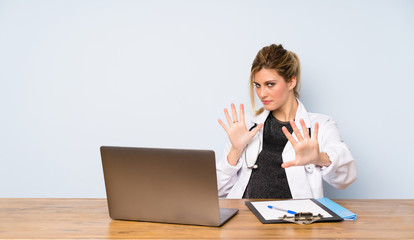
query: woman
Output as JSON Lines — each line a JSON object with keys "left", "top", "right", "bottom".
{"left": 217, "top": 44, "right": 356, "bottom": 199}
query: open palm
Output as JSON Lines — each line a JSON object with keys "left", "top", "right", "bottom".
{"left": 281, "top": 119, "right": 320, "bottom": 168}
{"left": 218, "top": 103, "right": 263, "bottom": 152}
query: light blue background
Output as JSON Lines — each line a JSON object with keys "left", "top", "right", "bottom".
{"left": 1, "top": 0, "right": 413, "bottom": 198}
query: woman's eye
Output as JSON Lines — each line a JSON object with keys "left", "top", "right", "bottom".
{"left": 254, "top": 83, "right": 260, "bottom": 88}
{"left": 267, "top": 83, "right": 275, "bottom": 87}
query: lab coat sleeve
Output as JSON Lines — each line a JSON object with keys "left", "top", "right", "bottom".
{"left": 216, "top": 142, "right": 243, "bottom": 198}
{"left": 318, "top": 116, "right": 357, "bottom": 189}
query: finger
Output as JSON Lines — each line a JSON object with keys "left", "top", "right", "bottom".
{"left": 282, "top": 126, "right": 297, "bottom": 147}
{"left": 231, "top": 103, "right": 238, "bottom": 123}
{"left": 224, "top": 108, "right": 233, "bottom": 126}
{"left": 312, "top": 122, "right": 319, "bottom": 140}
{"left": 239, "top": 104, "right": 245, "bottom": 123}
{"left": 300, "top": 118, "right": 310, "bottom": 139}
{"left": 217, "top": 119, "right": 229, "bottom": 132}
{"left": 290, "top": 120, "right": 304, "bottom": 142}
{"left": 281, "top": 160, "right": 296, "bottom": 168}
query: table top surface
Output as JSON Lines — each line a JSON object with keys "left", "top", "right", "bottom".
{"left": 1, "top": 198, "right": 413, "bottom": 239}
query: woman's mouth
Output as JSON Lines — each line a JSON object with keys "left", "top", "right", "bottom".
{"left": 262, "top": 100, "right": 272, "bottom": 105}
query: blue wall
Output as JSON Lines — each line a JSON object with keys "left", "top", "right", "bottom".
{"left": 1, "top": 0, "right": 413, "bottom": 198}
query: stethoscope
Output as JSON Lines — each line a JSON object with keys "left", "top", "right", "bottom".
{"left": 244, "top": 123, "right": 311, "bottom": 169}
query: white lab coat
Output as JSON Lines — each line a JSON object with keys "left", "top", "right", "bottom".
{"left": 216, "top": 100, "right": 357, "bottom": 199}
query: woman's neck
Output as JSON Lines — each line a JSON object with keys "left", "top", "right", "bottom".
{"left": 271, "top": 95, "right": 298, "bottom": 122}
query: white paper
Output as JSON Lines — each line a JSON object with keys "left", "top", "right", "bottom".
{"left": 250, "top": 199, "right": 332, "bottom": 220}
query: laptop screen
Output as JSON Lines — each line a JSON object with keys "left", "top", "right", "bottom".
{"left": 100, "top": 146, "right": 224, "bottom": 226}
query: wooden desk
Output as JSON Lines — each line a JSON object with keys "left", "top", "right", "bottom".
{"left": 0, "top": 199, "right": 413, "bottom": 239}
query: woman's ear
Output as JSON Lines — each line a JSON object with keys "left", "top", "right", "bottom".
{"left": 288, "top": 76, "right": 297, "bottom": 90}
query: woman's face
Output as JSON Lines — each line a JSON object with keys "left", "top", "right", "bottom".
{"left": 253, "top": 68, "right": 295, "bottom": 112}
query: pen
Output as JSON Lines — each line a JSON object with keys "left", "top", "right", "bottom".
{"left": 267, "top": 205, "right": 297, "bottom": 214}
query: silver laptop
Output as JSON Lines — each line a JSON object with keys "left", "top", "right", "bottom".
{"left": 100, "top": 146, "right": 238, "bottom": 227}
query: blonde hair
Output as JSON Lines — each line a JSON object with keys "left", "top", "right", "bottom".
{"left": 249, "top": 44, "right": 301, "bottom": 115}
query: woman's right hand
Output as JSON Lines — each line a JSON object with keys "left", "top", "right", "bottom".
{"left": 218, "top": 103, "right": 263, "bottom": 166}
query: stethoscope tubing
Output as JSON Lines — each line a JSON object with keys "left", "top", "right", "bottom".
{"left": 244, "top": 123, "right": 311, "bottom": 169}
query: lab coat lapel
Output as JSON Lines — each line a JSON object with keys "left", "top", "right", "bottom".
{"left": 283, "top": 99, "right": 313, "bottom": 198}
{"left": 245, "top": 110, "right": 269, "bottom": 167}
{"left": 283, "top": 99, "right": 312, "bottom": 153}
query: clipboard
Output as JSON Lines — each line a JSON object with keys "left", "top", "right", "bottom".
{"left": 245, "top": 199, "right": 343, "bottom": 224}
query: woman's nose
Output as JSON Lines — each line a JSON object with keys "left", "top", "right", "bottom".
{"left": 258, "top": 87, "right": 266, "bottom": 98}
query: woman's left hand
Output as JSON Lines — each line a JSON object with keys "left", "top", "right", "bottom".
{"left": 281, "top": 119, "right": 331, "bottom": 168}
